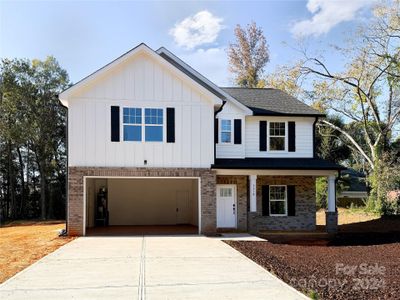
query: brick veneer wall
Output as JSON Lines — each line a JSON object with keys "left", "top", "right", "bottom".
{"left": 248, "top": 176, "right": 316, "bottom": 233}
{"left": 68, "top": 167, "right": 216, "bottom": 236}
{"left": 216, "top": 176, "right": 248, "bottom": 232}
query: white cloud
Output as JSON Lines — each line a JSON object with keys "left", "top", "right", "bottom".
{"left": 291, "top": 0, "right": 377, "bottom": 38}
{"left": 179, "top": 47, "right": 231, "bottom": 86}
{"left": 169, "top": 11, "right": 224, "bottom": 49}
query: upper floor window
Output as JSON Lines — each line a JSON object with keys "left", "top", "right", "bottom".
{"left": 123, "top": 107, "right": 163, "bottom": 142}
{"left": 269, "top": 122, "right": 285, "bottom": 151}
{"left": 220, "top": 119, "right": 232, "bottom": 143}
{"left": 123, "top": 108, "right": 142, "bottom": 141}
{"left": 145, "top": 108, "right": 163, "bottom": 142}
{"left": 270, "top": 185, "right": 287, "bottom": 216}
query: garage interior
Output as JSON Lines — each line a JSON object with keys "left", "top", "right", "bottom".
{"left": 85, "top": 178, "right": 199, "bottom": 235}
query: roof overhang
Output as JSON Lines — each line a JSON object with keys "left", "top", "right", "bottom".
{"left": 251, "top": 111, "right": 326, "bottom": 117}
{"left": 156, "top": 47, "right": 253, "bottom": 116}
{"left": 213, "top": 169, "right": 339, "bottom": 176}
{"left": 59, "top": 43, "right": 223, "bottom": 108}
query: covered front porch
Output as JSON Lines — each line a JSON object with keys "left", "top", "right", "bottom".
{"left": 212, "top": 158, "right": 345, "bottom": 234}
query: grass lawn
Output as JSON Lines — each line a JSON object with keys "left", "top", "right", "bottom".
{"left": 226, "top": 209, "right": 400, "bottom": 299}
{"left": 0, "top": 221, "right": 75, "bottom": 284}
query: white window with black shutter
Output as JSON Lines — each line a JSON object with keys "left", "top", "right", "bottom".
{"left": 259, "top": 120, "right": 296, "bottom": 153}
{"left": 220, "top": 119, "right": 232, "bottom": 144}
{"left": 113, "top": 106, "right": 175, "bottom": 143}
{"left": 262, "top": 185, "right": 296, "bottom": 217}
{"left": 269, "top": 185, "right": 287, "bottom": 216}
{"left": 219, "top": 118, "right": 242, "bottom": 145}
{"left": 269, "top": 122, "right": 286, "bottom": 151}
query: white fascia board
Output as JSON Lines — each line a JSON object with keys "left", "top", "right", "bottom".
{"left": 59, "top": 43, "right": 223, "bottom": 107}
{"left": 156, "top": 47, "right": 253, "bottom": 116}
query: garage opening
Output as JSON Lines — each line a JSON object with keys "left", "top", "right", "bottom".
{"left": 84, "top": 177, "right": 200, "bottom": 236}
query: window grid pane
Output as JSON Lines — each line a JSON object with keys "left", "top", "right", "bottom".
{"left": 221, "top": 120, "right": 231, "bottom": 131}
{"left": 145, "top": 108, "right": 163, "bottom": 125}
{"left": 123, "top": 125, "right": 141, "bottom": 141}
{"left": 145, "top": 126, "right": 163, "bottom": 142}
{"left": 221, "top": 132, "right": 231, "bottom": 143}
{"left": 220, "top": 188, "right": 232, "bottom": 197}
{"left": 123, "top": 107, "right": 141, "bottom": 124}
{"left": 270, "top": 122, "right": 285, "bottom": 136}
{"left": 270, "top": 201, "right": 286, "bottom": 215}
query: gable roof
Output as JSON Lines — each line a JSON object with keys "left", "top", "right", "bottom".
{"left": 59, "top": 43, "right": 223, "bottom": 107}
{"left": 221, "top": 87, "right": 325, "bottom": 117}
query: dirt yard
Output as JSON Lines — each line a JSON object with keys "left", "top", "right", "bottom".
{"left": 226, "top": 210, "right": 400, "bottom": 299}
{"left": 0, "top": 221, "right": 74, "bottom": 283}
{"left": 316, "top": 207, "right": 380, "bottom": 226}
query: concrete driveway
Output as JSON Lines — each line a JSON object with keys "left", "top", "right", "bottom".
{"left": 0, "top": 236, "right": 307, "bottom": 299}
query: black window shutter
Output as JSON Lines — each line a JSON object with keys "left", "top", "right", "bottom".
{"left": 262, "top": 185, "right": 270, "bottom": 216}
{"left": 111, "top": 106, "right": 120, "bottom": 142}
{"left": 287, "top": 185, "right": 296, "bottom": 216}
{"left": 166, "top": 107, "right": 175, "bottom": 143}
{"left": 288, "top": 121, "right": 296, "bottom": 152}
{"left": 234, "top": 119, "right": 242, "bottom": 144}
{"left": 259, "top": 121, "right": 267, "bottom": 151}
{"left": 215, "top": 118, "right": 219, "bottom": 144}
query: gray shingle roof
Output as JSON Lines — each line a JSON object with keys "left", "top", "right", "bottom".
{"left": 221, "top": 87, "right": 325, "bottom": 116}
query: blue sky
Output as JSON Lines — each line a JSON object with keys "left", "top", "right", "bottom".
{"left": 0, "top": 0, "right": 377, "bottom": 86}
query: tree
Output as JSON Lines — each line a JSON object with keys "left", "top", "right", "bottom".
{"left": 0, "top": 57, "right": 69, "bottom": 222}
{"left": 300, "top": 1, "right": 400, "bottom": 208}
{"left": 265, "top": 63, "right": 304, "bottom": 98}
{"left": 228, "top": 22, "right": 270, "bottom": 88}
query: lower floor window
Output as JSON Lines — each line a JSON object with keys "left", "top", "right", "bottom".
{"left": 270, "top": 185, "right": 287, "bottom": 216}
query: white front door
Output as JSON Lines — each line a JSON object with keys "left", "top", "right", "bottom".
{"left": 217, "top": 185, "right": 237, "bottom": 228}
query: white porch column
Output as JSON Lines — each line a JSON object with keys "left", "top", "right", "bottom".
{"left": 327, "top": 175, "right": 336, "bottom": 212}
{"left": 249, "top": 175, "right": 257, "bottom": 212}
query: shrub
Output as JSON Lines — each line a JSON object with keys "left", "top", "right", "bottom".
{"left": 382, "top": 191, "right": 400, "bottom": 215}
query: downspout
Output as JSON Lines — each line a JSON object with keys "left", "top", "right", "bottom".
{"left": 313, "top": 117, "right": 319, "bottom": 159}
{"left": 214, "top": 101, "right": 226, "bottom": 164}
{"left": 59, "top": 100, "right": 69, "bottom": 235}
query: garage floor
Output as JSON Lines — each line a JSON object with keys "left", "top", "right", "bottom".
{"left": 0, "top": 236, "right": 307, "bottom": 300}
{"left": 86, "top": 225, "right": 198, "bottom": 236}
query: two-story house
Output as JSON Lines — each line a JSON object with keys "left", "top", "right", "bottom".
{"left": 59, "top": 43, "right": 344, "bottom": 236}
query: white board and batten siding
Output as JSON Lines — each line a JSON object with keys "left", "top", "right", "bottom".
{"left": 68, "top": 53, "right": 216, "bottom": 168}
{"left": 245, "top": 116, "right": 314, "bottom": 158}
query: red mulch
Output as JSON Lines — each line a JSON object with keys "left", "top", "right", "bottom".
{"left": 225, "top": 234, "right": 400, "bottom": 299}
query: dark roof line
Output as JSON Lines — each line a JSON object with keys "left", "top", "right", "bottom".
{"left": 212, "top": 158, "right": 345, "bottom": 170}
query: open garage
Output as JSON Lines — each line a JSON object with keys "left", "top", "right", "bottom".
{"left": 84, "top": 177, "right": 200, "bottom": 235}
